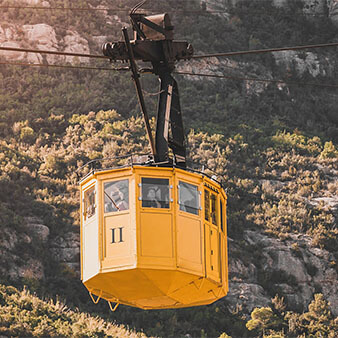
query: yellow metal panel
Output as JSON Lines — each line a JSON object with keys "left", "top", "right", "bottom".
{"left": 175, "top": 171, "right": 205, "bottom": 276}
{"left": 141, "top": 269, "right": 194, "bottom": 295}
{"left": 168, "top": 275, "right": 218, "bottom": 305}
{"left": 177, "top": 214, "right": 203, "bottom": 274}
{"left": 85, "top": 268, "right": 224, "bottom": 309}
{"left": 139, "top": 212, "right": 174, "bottom": 263}
{"left": 95, "top": 167, "right": 133, "bottom": 181}
{"left": 98, "top": 174, "right": 137, "bottom": 271}
{"left": 136, "top": 168, "right": 176, "bottom": 268}
{"left": 85, "top": 268, "right": 165, "bottom": 303}
{"left": 135, "top": 295, "right": 178, "bottom": 308}
{"left": 205, "top": 224, "right": 221, "bottom": 283}
{"left": 210, "top": 226, "right": 220, "bottom": 280}
{"left": 102, "top": 212, "right": 134, "bottom": 270}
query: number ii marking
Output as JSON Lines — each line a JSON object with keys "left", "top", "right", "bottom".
{"left": 111, "top": 227, "right": 124, "bottom": 243}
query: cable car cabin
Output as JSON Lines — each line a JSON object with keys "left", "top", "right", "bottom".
{"left": 80, "top": 165, "right": 228, "bottom": 310}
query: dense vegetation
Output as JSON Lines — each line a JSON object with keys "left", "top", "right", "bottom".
{"left": 0, "top": 0, "right": 337, "bottom": 337}
{"left": 0, "top": 285, "right": 336, "bottom": 337}
{"left": 0, "top": 284, "right": 145, "bottom": 337}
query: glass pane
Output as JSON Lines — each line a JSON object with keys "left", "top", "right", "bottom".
{"left": 211, "top": 193, "right": 218, "bottom": 225}
{"left": 220, "top": 200, "right": 224, "bottom": 232}
{"left": 204, "top": 190, "right": 210, "bottom": 221}
{"left": 104, "top": 179, "right": 129, "bottom": 213}
{"left": 179, "top": 181, "right": 199, "bottom": 215}
{"left": 84, "top": 186, "right": 95, "bottom": 220}
{"left": 142, "top": 177, "right": 169, "bottom": 209}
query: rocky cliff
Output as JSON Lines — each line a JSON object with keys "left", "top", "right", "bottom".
{"left": 228, "top": 229, "right": 337, "bottom": 316}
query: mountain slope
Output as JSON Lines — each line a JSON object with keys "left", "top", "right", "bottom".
{"left": 0, "top": 0, "right": 337, "bottom": 337}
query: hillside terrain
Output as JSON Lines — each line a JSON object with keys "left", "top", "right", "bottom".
{"left": 0, "top": 0, "right": 337, "bottom": 337}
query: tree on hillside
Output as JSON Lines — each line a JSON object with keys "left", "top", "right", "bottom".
{"left": 246, "top": 307, "right": 282, "bottom": 337}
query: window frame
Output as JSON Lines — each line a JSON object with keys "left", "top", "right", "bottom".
{"left": 139, "top": 177, "right": 172, "bottom": 210}
{"left": 103, "top": 179, "right": 130, "bottom": 214}
{"left": 204, "top": 187, "right": 219, "bottom": 227}
{"left": 178, "top": 180, "right": 200, "bottom": 216}
{"left": 204, "top": 189, "right": 210, "bottom": 222}
{"left": 210, "top": 192, "right": 218, "bottom": 226}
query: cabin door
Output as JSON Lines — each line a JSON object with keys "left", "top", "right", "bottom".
{"left": 176, "top": 176, "right": 203, "bottom": 275}
{"left": 138, "top": 176, "right": 175, "bottom": 268}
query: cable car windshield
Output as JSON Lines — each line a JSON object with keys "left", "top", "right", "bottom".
{"left": 179, "top": 181, "right": 199, "bottom": 215}
{"left": 104, "top": 179, "right": 129, "bottom": 212}
{"left": 141, "top": 177, "right": 169, "bottom": 209}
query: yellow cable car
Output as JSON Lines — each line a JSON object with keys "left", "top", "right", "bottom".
{"left": 80, "top": 165, "right": 228, "bottom": 309}
{"left": 80, "top": 4, "right": 229, "bottom": 310}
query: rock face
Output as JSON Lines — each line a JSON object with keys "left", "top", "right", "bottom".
{"left": 177, "top": 57, "right": 239, "bottom": 80}
{"left": 23, "top": 24, "right": 58, "bottom": 50}
{"left": 227, "top": 230, "right": 338, "bottom": 316}
{"left": 23, "top": 216, "right": 50, "bottom": 243}
{"left": 63, "top": 31, "right": 90, "bottom": 63}
{"left": 0, "top": 23, "right": 90, "bottom": 64}
{"left": 0, "top": 217, "right": 49, "bottom": 281}
{"left": 202, "top": 0, "right": 230, "bottom": 18}
{"left": 50, "top": 232, "right": 80, "bottom": 275}
{"left": 272, "top": 51, "right": 332, "bottom": 77}
{"left": 177, "top": 57, "right": 273, "bottom": 95}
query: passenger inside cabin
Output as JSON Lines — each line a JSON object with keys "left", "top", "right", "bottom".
{"left": 141, "top": 177, "right": 170, "bottom": 209}
{"left": 143, "top": 187, "right": 162, "bottom": 208}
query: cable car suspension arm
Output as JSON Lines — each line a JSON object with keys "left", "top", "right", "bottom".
{"left": 122, "top": 27, "right": 156, "bottom": 157}
{"left": 103, "top": 3, "right": 193, "bottom": 167}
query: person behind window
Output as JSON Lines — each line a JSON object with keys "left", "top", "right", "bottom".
{"left": 106, "top": 185, "right": 128, "bottom": 212}
{"left": 116, "top": 190, "right": 128, "bottom": 211}
{"left": 143, "top": 187, "right": 161, "bottom": 208}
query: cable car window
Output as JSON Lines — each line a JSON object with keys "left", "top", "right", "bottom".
{"left": 220, "top": 200, "right": 224, "bottom": 232}
{"left": 84, "top": 186, "right": 95, "bottom": 221}
{"left": 104, "top": 180, "right": 129, "bottom": 213}
{"left": 204, "top": 190, "right": 210, "bottom": 221}
{"left": 179, "top": 181, "right": 199, "bottom": 215}
{"left": 142, "top": 177, "right": 169, "bottom": 209}
{"left": 211, "top": 193, "right": 218, "bottom": 225}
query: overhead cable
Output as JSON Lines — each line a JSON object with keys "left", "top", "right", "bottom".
{"left": 0, "top": 46, "right": 109, "bottom": 59}
{"left": 0, "top": 5, "right": 129, "bottom": 12}
{"left": 0, "top": 61, "right": 129, "bottom": 72}
{"left": 2, "top": 61, "right": 336, "bottom": 89}
{"left": 192, "top": 41, "right": 338, "bottom": 59}
{"left": 174, "top": 71, "right": 338, "bottom": 89}
{"left": 2, "top": 41, "right": 338, "bottom": 62}
{"left": 1, "top": 60, "right": 337, "bottom": 89}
